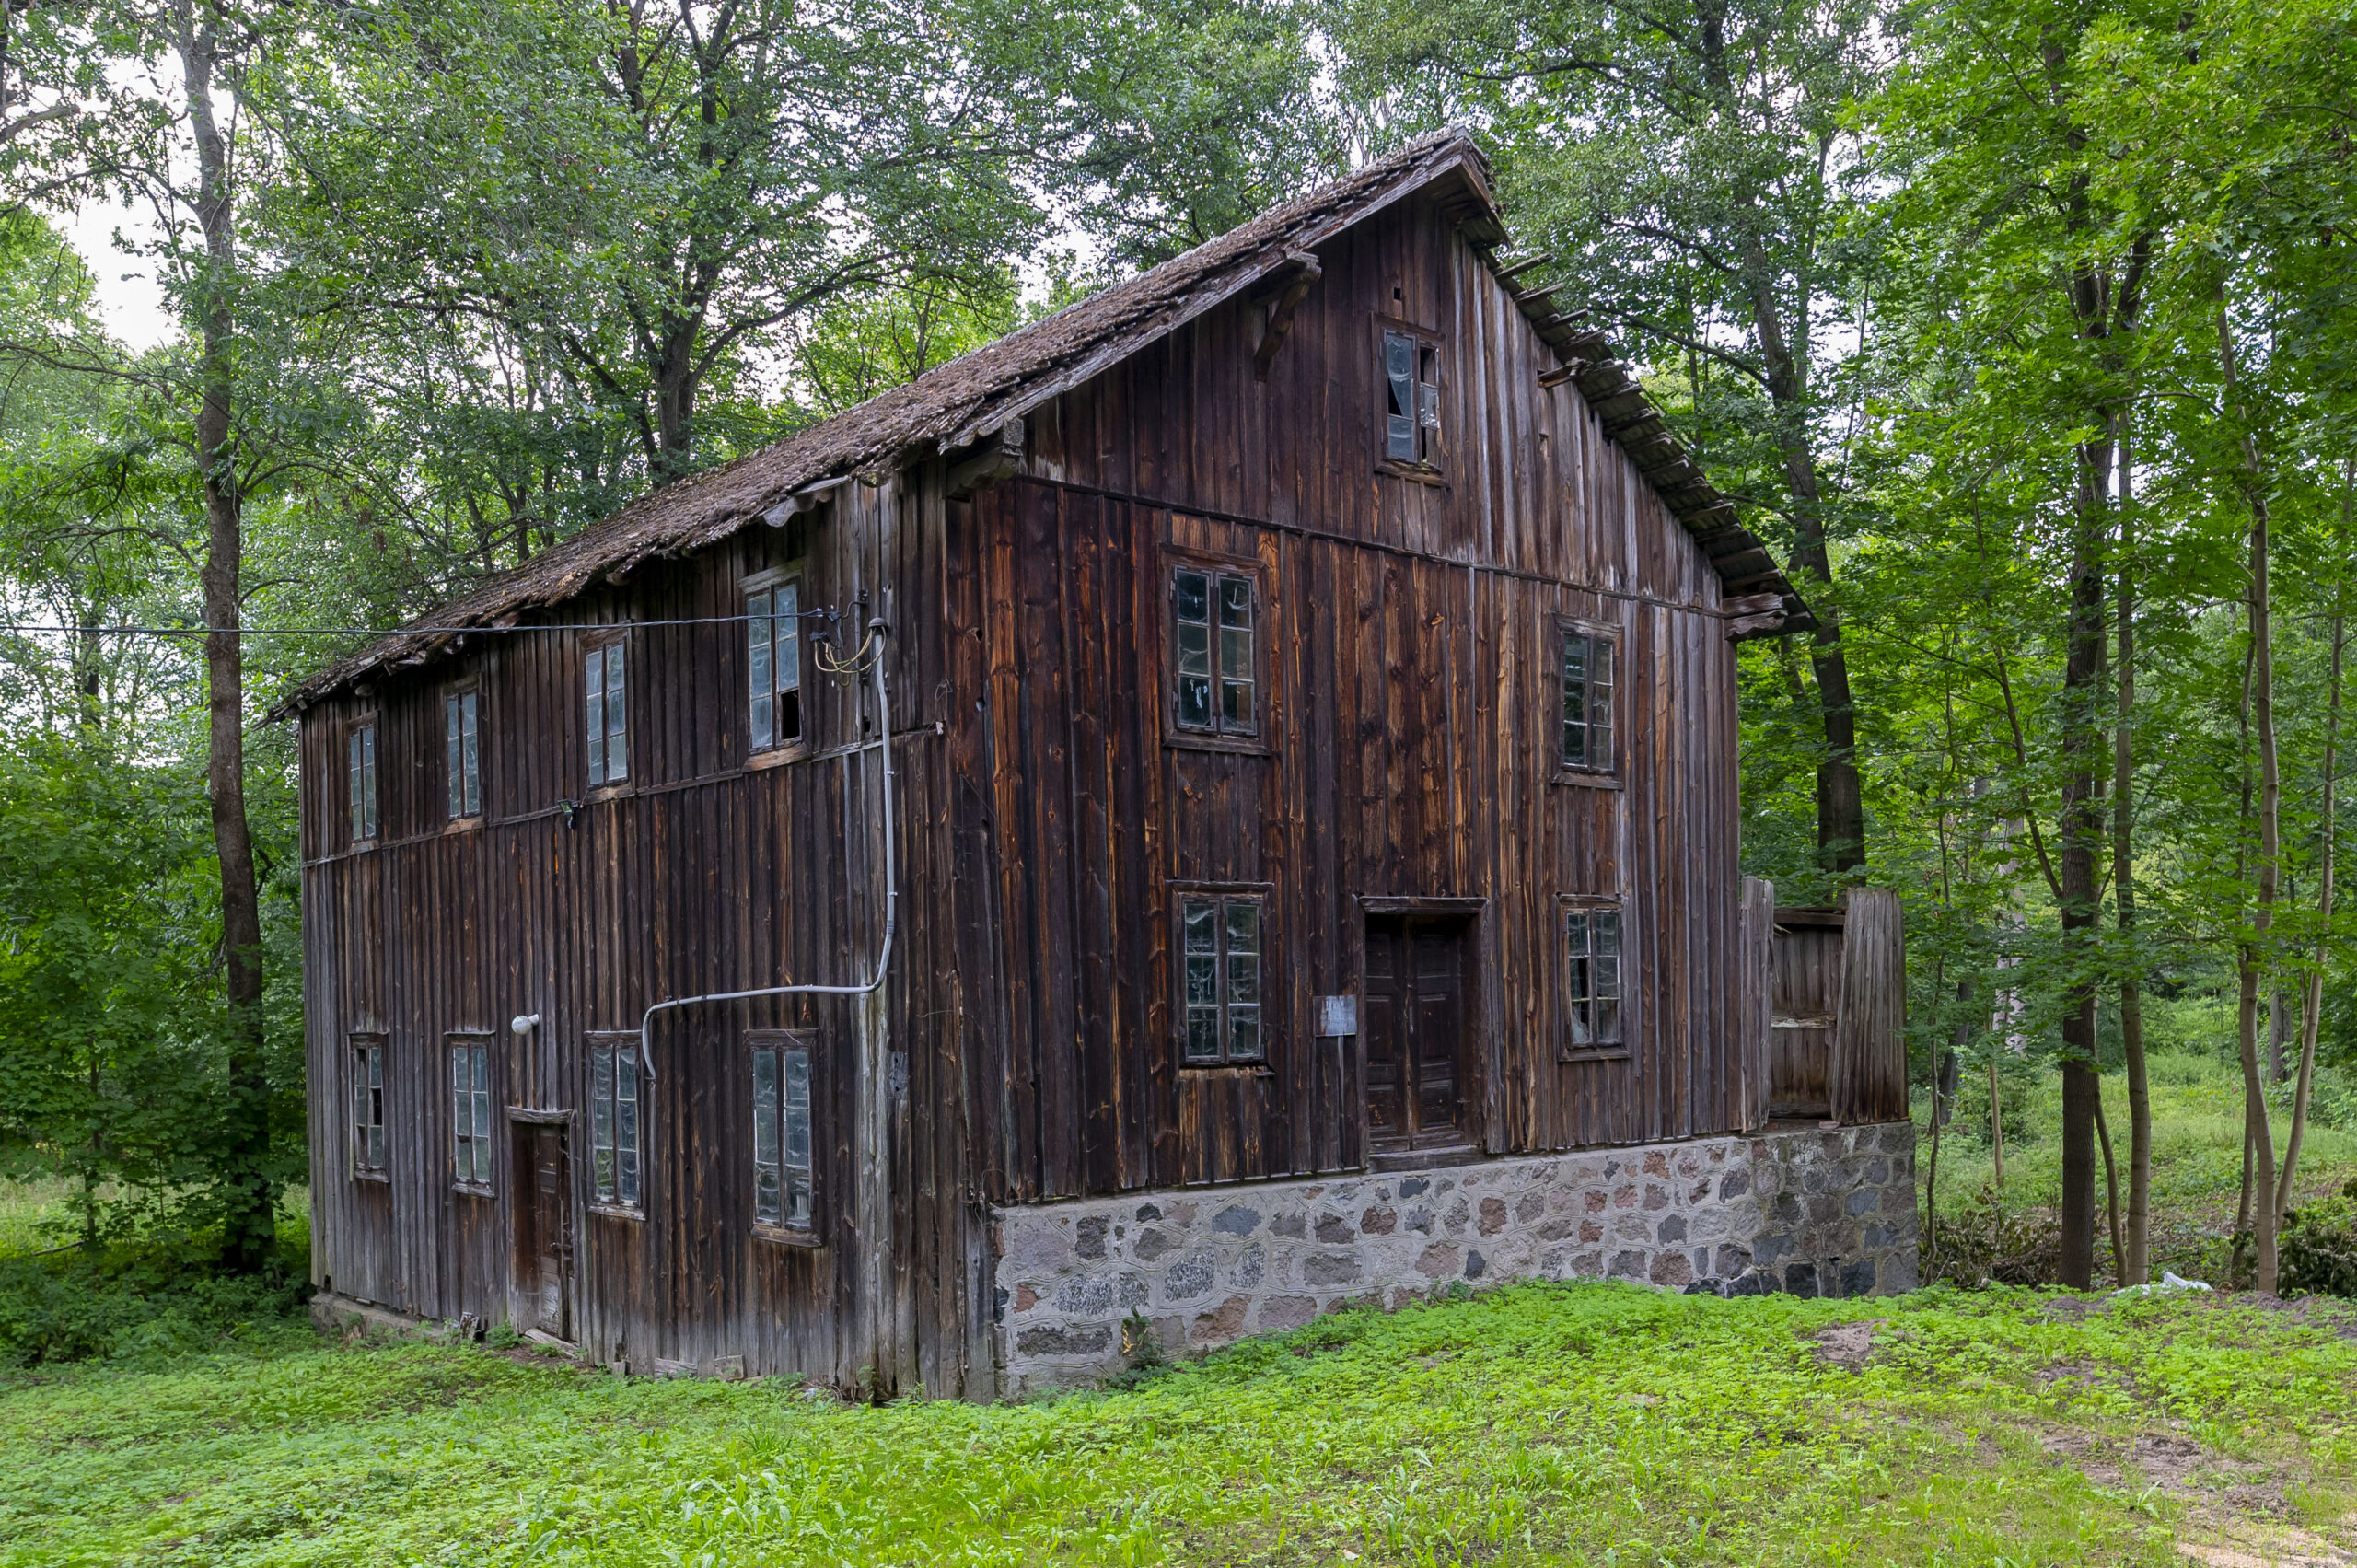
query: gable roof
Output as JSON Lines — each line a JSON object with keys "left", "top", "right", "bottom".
{"left": 275, "top": 130, "right": 1811, "bottom": 718}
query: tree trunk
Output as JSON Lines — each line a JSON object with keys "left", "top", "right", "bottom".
{"left": 2114, "top": 419, "right": 2152, "bottom": 1284}
{"left": 1683, "top": 6, "right": 1864, "bottom": 880}
{"left": 2223, "top": 297, "right": 2281, "bottom": 1295}
{"left": 2056, "top": 427, "right": 2111, "bottom": 1290}
{"left": 2095, "top": 1083, "right": 2123, "bottom": 1286}
{"left": 2276, "top": 485, "right": 2347, "bottom": 1227}
{"left": 182, "top": 3, "right": 275, "bottom": 1274}
{"left": 1989, "top": 1053, "right": 2004, "bottom": 1190}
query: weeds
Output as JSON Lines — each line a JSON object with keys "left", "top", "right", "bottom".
{"left": 6, "top": 1283, "right": 2354, "bottom": 1565}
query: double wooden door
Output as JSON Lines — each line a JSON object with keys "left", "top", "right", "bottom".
{"left": 512, "top": 1121, "right": 574, "bottom": 1341}
{"left": 1363, "top": 915, "right": 1473, "bottom": 1153}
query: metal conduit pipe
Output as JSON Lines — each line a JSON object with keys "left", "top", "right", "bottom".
{"left": 633, "top": 617, "right": 898, "bottom": 1073}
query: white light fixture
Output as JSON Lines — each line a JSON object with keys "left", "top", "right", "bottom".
{"left": 510, "top": 1014, "right": 540, "bottom": 1036}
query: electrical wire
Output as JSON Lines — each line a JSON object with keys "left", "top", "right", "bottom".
{"left": 0, "top": 612, "right": 833, "bottom": 638}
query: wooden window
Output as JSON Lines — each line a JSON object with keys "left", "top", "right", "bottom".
{"left": 1171, "top": 565, "right": 1257, "bottom": 737}
{"left": 588, "top": 1035, "right": 643, "bottom": 1211}
{"left": 449, "top": 1035, "right": 493, "bottom": 1191}
{"left": 747, "top": 579, "right": 804, "bottom": 753}
{"left": 1562, "top": 901, "right": 1626, "bottom": 1053}
{"left": 445, "top": 689, "right": 482, "bottom": 819}
{"left": 1178, "top": 891, "right": 1265, "bottom": 1064}
{"left": 1559, "top": 623, "right": 1617, "bottom": 775}
{"left": 351, "top": 1036, "right": 387, "bottom": 1179}
{"left": 585, "top": 639, "right": 629, "bottom": 786}
{"left": 347, "top": 721, "right": 378, "bottom": 842}
{"left": 749, "top": 1030, "right": 819, "bottom": 1237}
{"left": 1383, "top": 328, "right": 1441, "bottom": 466}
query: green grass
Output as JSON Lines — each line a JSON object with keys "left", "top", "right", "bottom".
{"left": 6, "top": 1283, "right": 2357, "bottom": 1565}
{"left": 1920, "top": 1046, "right": 2357, "bottom": 1280}
{"left": 0, "top": 1178, "right": 98, "bottom": 1259}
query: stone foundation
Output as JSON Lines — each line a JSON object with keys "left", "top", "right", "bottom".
{"left": 991, "top": 1121, "right": 1917, "bottom": 1396}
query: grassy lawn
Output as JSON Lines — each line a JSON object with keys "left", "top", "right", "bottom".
{"left": 8, "top": 1040, "right": 2357, "bottom": 1565}
{"left": 6, "top": 1283, "right": 2357, "bottom": 1566}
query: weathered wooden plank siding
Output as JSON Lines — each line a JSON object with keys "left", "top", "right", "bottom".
{"left": 951, "top": 193, "right": 1744, "bottom": 1200}
{"left": 302, "top": 172, "right": 1760, "bottom": 1397}
{"left": 300, "top": 479, "right": 981, "bottom": 1393}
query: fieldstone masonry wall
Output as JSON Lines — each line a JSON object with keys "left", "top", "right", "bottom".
{"left": 992, "top": 1121, "right": 1917, "bottom": 1396}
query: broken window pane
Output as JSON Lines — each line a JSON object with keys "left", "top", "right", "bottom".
{"left": 783, "top": 1047, "right": 813, "bottom": 1229}
{"left": 1385, "top": 330, "right": 1417, "bottom": 459}
{"left": 353, "top": 1040, "right": 386, "bottom": 1176}
{"left": 1566, "top": 907, "right": 1624, "bottom": 1047}
{"left": 752, "top": 1048, "right": 780, "bottom": 1225}
{"left": 1175, "top": 569, "right": 1213, "bottom": 729}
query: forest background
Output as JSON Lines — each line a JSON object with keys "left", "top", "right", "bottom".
{"left": 0, "top": 0, "right": 2352, "bottom": 1297}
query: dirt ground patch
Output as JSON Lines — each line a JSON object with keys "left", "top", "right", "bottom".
{"left": 1810, "top": 1318, "right": 1886, "bottom": 1372}
{"left": 2040, "top": 1425, "right": 2355, "bottom": 1566}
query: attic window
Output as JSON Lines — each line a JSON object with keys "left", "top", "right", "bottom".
{"left": 1383, "top": 330, "right": 1441, "bottom": 466}
{"left": 747, "top": 578, "right": 804, "bottom": 753}
{"left": 445, "top": 689, "right": 482, "bottom": 819}
{"left": 585, "top": 639, "right": 629, "bottom": 786}
{"left": 347, "top": 720, "right": 378, "bottom": 842}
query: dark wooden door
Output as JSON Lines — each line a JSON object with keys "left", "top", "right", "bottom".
{"left": 514, "top": 1121, "right": 573, "bottom": 1340}
{"left": 1363, "top": 915, "right": 1471, "bottom": 1152}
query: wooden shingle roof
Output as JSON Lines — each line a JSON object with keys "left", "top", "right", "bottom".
{"left": 276, "top": 130, "right": 1810, "bottom": 717}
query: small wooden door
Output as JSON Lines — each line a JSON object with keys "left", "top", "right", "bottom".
{"left": 513, "top": 1121, "right": 573, "bottom": 1340}
{"left": 1363, "top": 915, "right": 1472, "bottom": 1153}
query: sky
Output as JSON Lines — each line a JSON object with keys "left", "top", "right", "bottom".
{"left": 63, "top": 196, "right": 176, "bottom": 352}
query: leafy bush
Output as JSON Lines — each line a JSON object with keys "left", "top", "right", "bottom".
{"left": 0, "top": 1230, "right": 311, "bottom": 1366}
{"left": 1923, "top": 1181, "right": 2061, "bottom": 1287}
{"left": 2282, "top": 1182, "right": 2357, "bottom": 1298}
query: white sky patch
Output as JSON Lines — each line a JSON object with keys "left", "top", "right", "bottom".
{"left": 62, "top": 194, "right": 177, "bottom": 352}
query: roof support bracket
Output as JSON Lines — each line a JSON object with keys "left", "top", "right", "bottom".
{"left": 1252, "top": 253, "right": 1323, "bottom": 382}
{"left": 945, "top": 418, "right": 1026, "bottom": 500}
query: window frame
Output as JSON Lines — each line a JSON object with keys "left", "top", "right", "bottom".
{"left": 444, "top": 683, "right": 483, "bottom": 823}
{"left": 351, "top": 1033, "right": 389, "bottom": 1181}
{"left": 1558, "top": 895, "right": 1632, "bottom": 1062}
{"left": 741, "top": 567, "right": 809, "bottom": 763}
{"left": 1553, "top": 616, "right": 1623, "bottom": 788}
{"left": 1376, "top": 319, "right": 1446, "bottom": 478}
{"left": 346, "top": 715, "right": 380, "bottom": 845}
{"left": 587, "top": 1031, "right": 646, "bottom": 1217}
{"left": 747, "top": 1028, "right": 823, "bottom": 1245}
{"left": 1169, "top": 882, "right": 1274, "bottom": 1070}
{"left": 448, "top": 1032, "right": 494, "bottom": 1194}
{"left": 1161, "top": 545, "right": 1271, "bottom": 755}
{"left": 583, "top": 631, "right": 633, "bottom": 791}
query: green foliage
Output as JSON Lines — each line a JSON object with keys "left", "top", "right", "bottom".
{"left": 0, "top": 731, "right": 304, "bottom": 1239}
{"left": 2282, "top": 1185, "right": 2357, "bottom": 1299}
{"left": 0, "top": 1239, "right": 311, "bottom": 1370}
{"left": 11, "top": 1283, "right": 2357, "bottom": 1562}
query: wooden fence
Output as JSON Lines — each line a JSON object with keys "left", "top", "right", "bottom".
{"left": 1737, "top": 882, "right": 1908, "bottom": 1128}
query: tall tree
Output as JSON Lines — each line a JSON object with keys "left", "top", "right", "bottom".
{"left": 1, "top": 1, "right": 333, "bottom": 1269}
{"left": 1334, "top": 0, "right": 1885, "bottom": 881}
{"left": 285, "top": 0, "right": 1051, "bottom": 489}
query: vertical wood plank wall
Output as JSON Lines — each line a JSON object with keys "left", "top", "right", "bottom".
{"left": 299, "top": 478, "right": 981, "bottom": 1395}
{"left": 950, "top": 188, "right": 1747, "bottom": 1202}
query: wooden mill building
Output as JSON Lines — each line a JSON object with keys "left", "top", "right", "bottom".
{"left": 283, "top": 132, "right": 1909, "bottom": 1400}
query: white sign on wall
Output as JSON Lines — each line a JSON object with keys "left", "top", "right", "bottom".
{"left": 1317, "top": 994, "right": 1358, "bottom": 1038}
